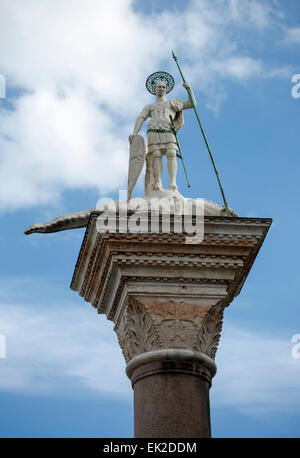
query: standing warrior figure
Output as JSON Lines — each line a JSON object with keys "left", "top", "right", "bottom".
{"left": 129, "top": 71, "right": 196, "bottom": 195}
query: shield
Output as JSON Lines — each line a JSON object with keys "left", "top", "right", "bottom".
{"left": 128, "top": 134, "right": 146, "bottom": 200}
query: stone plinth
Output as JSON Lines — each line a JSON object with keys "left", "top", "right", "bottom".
{"left": 71, "top": 213, "right": 271, "bottom": 437}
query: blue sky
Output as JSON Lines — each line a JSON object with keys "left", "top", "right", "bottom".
{"left": 0, "top": 0, "right": 300, "bottom": 438}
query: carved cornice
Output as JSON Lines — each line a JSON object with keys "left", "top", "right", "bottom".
{"left": 71, "top": 214, "right": 271, "bottom": 296}
{"left": 95, "top": 253, "right": 243, "bottom": 316}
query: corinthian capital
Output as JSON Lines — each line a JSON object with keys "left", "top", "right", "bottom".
{"left": 115, "top": 296, "right": 225, "bottom": 364}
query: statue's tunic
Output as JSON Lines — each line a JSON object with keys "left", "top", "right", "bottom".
{"left": 138, "top": 99, "right": 184, "bottom": 153}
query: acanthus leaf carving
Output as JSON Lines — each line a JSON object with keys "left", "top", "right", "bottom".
{"left": 195, "top": 302, "right": 225, "bottom": 359}
{"left": 116, "top": 297, "right": 224, "bottom": 363}
{"left": 118, "top": 297, "right": 161, "bottom": 363}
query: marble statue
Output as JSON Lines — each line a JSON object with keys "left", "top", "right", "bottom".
{"left": 129, "top": 72, "right": 196, "bottom": 197}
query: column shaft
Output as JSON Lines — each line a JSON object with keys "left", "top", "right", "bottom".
{"left": 131, "top": 360, "right": 211, "bottom": 438}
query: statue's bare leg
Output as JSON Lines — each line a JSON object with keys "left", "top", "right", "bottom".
{"left": 145, "top": 154, "right": 151, "bottom": 195}
{"left": 145, "top": 153, "right": 156, "bottom": 194}
{"left": 153, "top": 150, "right": 163, "bottom": 190}
{"left": 166, "top": 148, "right": 178, "bottom": 190}
{"left": 148, "top": 153, "right": 155, "bottom": 191}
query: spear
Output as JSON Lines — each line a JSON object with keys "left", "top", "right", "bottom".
{"left": 172, "top": 50, "right": 231, "bottom": 216}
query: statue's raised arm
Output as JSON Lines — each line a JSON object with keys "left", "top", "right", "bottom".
{"left": 182, "top": 81, "right": 197, "bottom": 109}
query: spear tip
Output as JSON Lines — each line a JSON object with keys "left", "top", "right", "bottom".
{"left": 171, "top": 50, "right": 177, "bottom": 60}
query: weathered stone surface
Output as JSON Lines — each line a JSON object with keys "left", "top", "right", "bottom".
{"left": 71, "top": 213, "right": 271, "bottom": 437}
{"left": 132, "top": 359, "right": 212, "bottom": 438}
{"left": 71, "top": 213, "right": 271, "bottom": 365}
{"left": 116, "top": 296, "right": 223, "bottom": 363}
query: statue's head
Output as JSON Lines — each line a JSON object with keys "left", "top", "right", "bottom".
{"left": 146, "top": 71, "right": 174, "bottom": 96}
{"left": 154, "top": 80, "right": 168, "bottom": 97}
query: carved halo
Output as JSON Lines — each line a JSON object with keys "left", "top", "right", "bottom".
{"left": 146, "top": 71, "right": 175, "bottom": 95}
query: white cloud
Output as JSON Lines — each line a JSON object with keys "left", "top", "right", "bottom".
{"left": 0, "top": 295, "right": 131, "bottom": 398}
{"left": 213, "top": 324, "right": 300, "bottom": 417}
{"left": 211, "top": 56, "right": 291, "bottom": 82}
{"left": 284, "top": 26, "right": 300, "bottom": 44}
{"left": 0, "top": 88, "right": 128, "bottom": 209}
{"left": 0, "top": 0, "right": 292, "bottom": 211}
{"left": 228, "top": 0, "right": 284, "bottom": 29}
